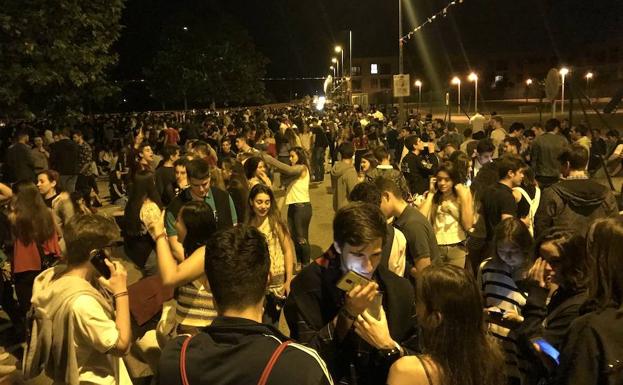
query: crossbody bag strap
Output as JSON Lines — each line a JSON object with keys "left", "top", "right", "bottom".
{"left": 257, "top": 341, "right": 292, "bottom": 385}
{"left": 179, "top": 335, "right": 195, "bottom": 385}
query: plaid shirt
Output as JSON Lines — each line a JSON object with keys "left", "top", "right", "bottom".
{"left": 78, "top": 142, "right": 92, "bottom": 175}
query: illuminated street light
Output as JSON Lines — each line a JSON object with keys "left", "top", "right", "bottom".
{"left": 415, "top": 80, "right": 422, "bottom": 112}
{"left": 525, "top": 78, "right": 533, "bottom": 86}
{"left": 182, "top": 26, "right": 188, "bottom": 31}
{"left": 559, "top": 67, "right": 569, "bottom": 114}
{"left": 451, "top": 76, "right": 461, "bottom": 114}
{"left": 468, "top": 72, "right": 478, "bottom": 113}
{"left": 334, "top": 46, "right": 344, "bottom": 78}
{"left": 525, "top": 78, "right": 533, "bottom": 104}
{"left": 585, "top": 72, "right": 594, "bottom": 99}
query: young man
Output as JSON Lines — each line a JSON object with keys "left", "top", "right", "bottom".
{"left": 503, "top": 136, "right": 521, "bottom": 156}
{"left": 165, "top": 158, "right": 238, "bottom": 260}
{"left": 217, "top": 137, "right": 235, "bottom": 167}
{"left": 234, "top": 132, "right": 256, "bottom": 158}
{"left": 285, "top": 202, "right": 418, "bottom": 385}
{"left": 531, "top": 118, "right": 569, "bottom": 189}
{"left": 72, "top": 130, "right": 96, "bottom": 200}
{"left": 534, "top": 144, "right": 618, "bottom": 238}
{"left": 31, "top": 136, "right": 50, "bottom": 173}
{"left": 400, "top": 134, "right": 438, "bottom": 197}
{"left": 569, "top": 124, "right": 591, "bottom": 155}
{"left": 5, "top": 130, "right": 36, "bottom": 183}
{"left": 49, "top": 128, "right": 80, "bottom": 193}
{"left": 27, "top": 214, "right": 132, "bottom": 384}
{"left": 155, "top": 144, "right": 180, "bottom": 206}
{"left": 330, "top": 142, "right": 359, "bottom": 211}
{"left": 489, "top": 115, "right": 507, "bottom": 158}
{"left": 375, "top": 177, "right": 440, "bottom": 277}
{"left": 481, "top": 155, "right": 525, "bottom": 242}
{"left": 311, "top": 121, "right": 329, "bottom": 182}
{"left": 158, "top": 226, "right": 333, "bottom": 385}
{"left": 366, "top": 146, "right": 410, "bottom": 200}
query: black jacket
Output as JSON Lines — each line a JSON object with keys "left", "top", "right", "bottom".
{"left": 534, "top": 179, "right": 618, "bottom": 238}
{"left": 5, "top": 142, "right": 35, "bottom": 183}
{"left": 158, "top": 316, "right": 332, "bottom": 385}
{"left": 49, "top": 138, "right": 80, "bottom": 175}
{"left": 401, "top": 152, "right": 438, "bottom": 196}
{"left": 556, "top": 307, "right": 623, "bottom": 385}
{"left": 167, "top": 187, "right": 234, "bottom": 230}
{"left": 284, "top": 246, "right": 419, "bottom": 385}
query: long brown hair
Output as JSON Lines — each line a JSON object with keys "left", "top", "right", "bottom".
{"left": 246, "top": 184, "right": 289, "bottom": 240}
{"left": 11, "top": 181, "right": 55, "bottom": 245}
{"left": 417, "top": 265, "right": 505, "bottom": 385}
{"left": 586, "top": 217, "right": 623, "bottom": 309}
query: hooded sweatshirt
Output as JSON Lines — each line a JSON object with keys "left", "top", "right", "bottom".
{"left": 330, "top": 161, "right": 359, "bottom": 211}
{"left": 25, "top": 266, "right": 118, "bottom": 385}
{"left": 534, "top": 179, "right": 618, "bottom": 237}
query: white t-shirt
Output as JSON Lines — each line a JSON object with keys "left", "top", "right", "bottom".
{"left": 65, "top": 295, "right": 132, "bottom": 385}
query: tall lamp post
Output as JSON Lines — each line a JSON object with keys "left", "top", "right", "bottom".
{"left": 559, "top": 67, "right": 569, "bottom": 114}
{"left": 585, "top": 71, "right": 594, "bottom": 100}
{"left": 451, "top": 76, "right": 461, "bottom": 114}
{"left": 415, "top": 80, "right": 422, "bottom": 113}
{"left": 332, "top": 58, "right": 339, "bottom": 79}
{"left": 468, "top": 72, "right": 478, "bottom": 113}
{"left": 335, "top": 46, "right": 343, "bottom": 79}
{"left": 525, "top": 78, "right": 533, "bottom": 104}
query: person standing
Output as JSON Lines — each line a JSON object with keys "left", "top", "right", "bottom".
{"left": 155, "top": 145, "right": 180, "bottom": 206}
{"left": 49, "top": 129, "right": 80, "bottom": 193}
{"left": 531, "top": 118, "right": 568, "bottom": 189}
{"left": 490, "top": 116, "right": 507, "bottom": 158}
{"left": 401, "top": 135, "right": 438, "bottom": 198}
{"left": 72, "top": 130, "right": 96, "bottom": 205}
{"left": 5, "top": 130, "right": 36, "bottom": 183}
{"left": 31, "top": 136, "right": 50, "bottom": 174}
{"left": 330, "top": 142, "right": 359, "bottom": 212}
{"left": 311, "top": 121, "right": 329, "bottom": 182}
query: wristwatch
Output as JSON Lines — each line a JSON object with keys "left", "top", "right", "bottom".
{"left": 378, "top": 341, "right": 403, "bottom": 360}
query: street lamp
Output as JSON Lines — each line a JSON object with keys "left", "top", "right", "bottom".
{"left": 525, "top": 78, "right": 533, "bottom": 103}
{"left": 415, "top": 80, "right": 422, "bottom": 112}
{"left": 559, "top": 67, "right": 569, "bottom": 114}
{"left": 332, "top": 58, "right": 339, "bottom": 82}
{"left": 451, "top": 76, "right": 461, "bottom": 114}
{"left": 334, "top": 46, "right": 344, "bottom": 79}
{"left": 468, "top": 72, "right": 478, "bottom": 113}
{"left": 585, "top": 72, "right": 594, "bottom": 99}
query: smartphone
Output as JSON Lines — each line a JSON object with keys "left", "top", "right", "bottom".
{"left": 531, "top": 338, "right": 560, "bottom": 365}
{"left": 336, "top": 270, "right": 371, "bottom": 292}
{"left": 485, "top": 308, "right": 506, "bottom": 323}
{"left": 367, "top": 292, "right": 383, "bottom": 320}
{"left": 89, "top": 249, "right": 111, "bottom": 279}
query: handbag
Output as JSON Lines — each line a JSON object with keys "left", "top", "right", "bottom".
{"left": 179, "top": 335, "right": 291, "bottom": 385}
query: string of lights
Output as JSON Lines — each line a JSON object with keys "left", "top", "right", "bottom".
{"left": 399, "top": 0, "right": 464, "bottom": 44}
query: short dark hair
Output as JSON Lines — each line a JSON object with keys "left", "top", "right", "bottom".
{"left": 38, "top": 169, "right": 60, "bottom": 185}
{"left": 503, "top": 136, "right": 521, "bottom": 150}
{"left": 174, "top": 157, "right": 189, "bottom": 169}
{"left": 162, "top": 145, "right": 180, "bottom": 161}
{"left": 545, "top": 118, "right": 560, "bottom": 133}
{"left": 204, "top": 225, "right": 270, "bottom": 311}
{"left": 522, "top": 129, "right": 535, "bottom": 139}
{"left": 64, "top": 214, "right": 121, "bottom": 266}
{"left": 476, "top": 138, "right": 495, "bottom": 155}
{"left": 186, "top": 158, "right": 211, "bottom": 180}
{"left": 463, "top": 128, "right": 473, "bottom": 138}
{"left": 606, "top": 129, "right": 620, "bottom": 139}
{"left": 372, "top": 146, "right": 389, "bottom": 162}
{"left": 71, "top": 129, "right": 83, "bottom": 138}
{"left": 405, "top": 135, "right": 420, "bottom": 151}
{"left": 497, "top": 155, "right": 525, "bottom": 180}
{"left": 349, "top": 182, "right": 382, "bottom": 206}
{"left": 339, "top": 142, "right": 355, "bottom": 159}
{"left": 333, "top": 202, "right": 387, "bottom": 249}
{"left": 572, "top": 124, "right": 589, "bottom": 136}
{"left": 374, "top": 176, "right": 405, "bottom": 201}
{"left": 508, "top": 122, "right": 525, "bottom": 134}
{"left": 558, "top": 144, "right": 588, "bottom": 170}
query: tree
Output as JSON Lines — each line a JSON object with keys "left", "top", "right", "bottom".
{"left": 0, "top": 0, "right": 124, "bottom": 118}
{"left": 145, "top": 11, "right": 268, "bottom": 109}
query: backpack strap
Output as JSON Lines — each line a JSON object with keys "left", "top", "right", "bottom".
{"left": 179, "top": 335, "right": 194, "bottom": 385}
{"left": 257, "top": 341, "right": 292, "bottom": 385}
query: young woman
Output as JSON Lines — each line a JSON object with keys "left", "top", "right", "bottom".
{"left": 246, "top": 184, "right": 294, "bottom": 326}
{"left": 244, "top": 156, "right": 272, "bottom": 189}
{"left": 358, "top": 151, "right": 378, "bottom": 182}
{"left": 352, "top": 125, "right": 369, "bottom": 172}
{"left": 123, "top": 170, "right": 162, "bottom": 275}
{"left": 388, "top": 265, "right": 505, "bottom": 385}
{"left": 169, "top": 201, "right": 218, "bottom": 335}
{"left": 262, "top": 147, "right": 312, "bottom": 267}
{"left": 478, "top": 217, "right": 533, "bottom": 384}
{"left": 556, "top": 217, "right": 623, "bottom": 385}
{"left": 419, "top": 162, "right": 473, "bottom": 267}
{"left": 221, "top": 158, "right": 249, "bottom": 222}
{"left": 9, "top": 181, "right": 61, "bottom": 336}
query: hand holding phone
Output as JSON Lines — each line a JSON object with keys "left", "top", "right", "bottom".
{"left": 92, "top": 255, "right": 128, "bottom": 295}
{"left": 90, "top": 249, "right": 111, "bottom": 279}
{"left": 339, "top": 272, "right": 378, "bottom": 317}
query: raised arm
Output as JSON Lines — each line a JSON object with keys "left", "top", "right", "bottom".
{"left": 261, "top": 153, "right": 305, "bottom": 176}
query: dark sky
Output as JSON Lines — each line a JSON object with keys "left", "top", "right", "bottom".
{"left": 114, "top": 0, "right": 622, "bottom": 99}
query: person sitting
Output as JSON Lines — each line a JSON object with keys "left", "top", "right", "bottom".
{"left": 157, "top": 225, "right": 333, "bottom": 385}
{"left": 387, "top": 265, "right": 505, "bottom": 385}
{"left": 25, "top": 214, "right": 132, "bottom": 385}
{"left": 284, "top": 202, "right": 418, "bottom": 385}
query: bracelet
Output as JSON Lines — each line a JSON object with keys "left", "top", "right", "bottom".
{"left": 340, "top": 308, "right": 357, "bottom": 321}
{"left": 113, "top": 291, "right": 128, "bottom": 299}
{"left": 154, "top": 232, "right": 167, "bottom": 242}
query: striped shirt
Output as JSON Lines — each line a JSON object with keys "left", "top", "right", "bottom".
{"left": 175, "top": 278, "right": 217, "bottom": 328}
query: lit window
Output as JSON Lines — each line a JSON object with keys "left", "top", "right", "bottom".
{"left": 371, "top": 64, "right": 378, "bottom": 74}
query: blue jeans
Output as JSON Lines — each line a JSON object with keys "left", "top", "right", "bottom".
{"left": 287, "top": 202, "right": 312, "bottom": 265}
{"left": 312, "top": 147, "right": 326, "bottom": 181}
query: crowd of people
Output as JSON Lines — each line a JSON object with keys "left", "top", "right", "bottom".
{"left": 0, "top": 102, "right": 622, "bottom": 385}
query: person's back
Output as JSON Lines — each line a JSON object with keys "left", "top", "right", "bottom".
{"left": 158, "top": 225, "right": 333, "bottom": 385}
{"left": 330, "top": 142, "right": 359, "bottom": 211}
{"left": 531, "top": 120, "right": 568, "bottom": 187}
{"left": 50, "top": 137, "right": 80, "bottom": 175}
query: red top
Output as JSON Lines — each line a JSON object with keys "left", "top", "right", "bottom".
{"left": 164, "top": 128, "right": 180, "bottom": 145}
{"left": 13, "top": 233, "right": 61, "bottom": 273}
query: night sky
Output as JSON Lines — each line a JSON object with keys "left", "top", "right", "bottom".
{"left": 114, "top": 0, "right": 622, "bottom": 100}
